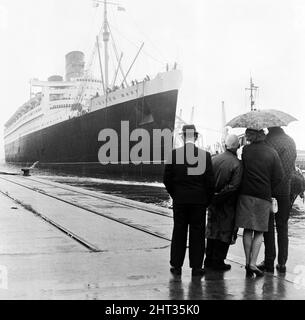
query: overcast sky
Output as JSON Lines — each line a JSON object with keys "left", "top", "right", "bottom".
{"left": 0, "top": 0, "right": 304, "bottom": 160}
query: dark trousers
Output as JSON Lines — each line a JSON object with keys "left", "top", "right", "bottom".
{"left": 205, "top": 239, "right": 230, "bottom": 265}
{"left": 170, "top": 204, "right": 206, "bottom": 269}
{"left": 264, "top": 195, "right": 290, "bottom": 267}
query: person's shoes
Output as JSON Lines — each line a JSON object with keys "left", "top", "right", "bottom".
{"left": 256, "top": 261, "right": 274, "bottom": 273}
{"left": 211, "top": 263, "right": 231, "bottom": 271}
{"left": 191, "top": 268, "right": 205, "bottom": 277}
{"left": 248, "top": 265, "right": 264, "bottom": 277}
{"left": 170, "top": 267, "right": 182, "bottom": 276}
{"left": 276, "top": 264, "right": 286, "bottom": 274}
{"left": 245, "top": 265, "right": 254, "bottom": 277}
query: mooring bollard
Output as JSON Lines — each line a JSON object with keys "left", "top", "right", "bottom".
{"left": 21, "top": 169, "right": 30, "bottom": 176}
{"left": 21, "top": 161, "right": 39, "bottom": 177}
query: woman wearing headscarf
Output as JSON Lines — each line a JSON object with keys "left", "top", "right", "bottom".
{"left": 235, "top": 129, "right": 284, "bottom": 277}
{"left": 205, "top": 134, "right": 243, "bottom": 271}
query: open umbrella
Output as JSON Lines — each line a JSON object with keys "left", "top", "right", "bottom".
{"left": 226, "top": 109, "right": 298, "bottom": 130}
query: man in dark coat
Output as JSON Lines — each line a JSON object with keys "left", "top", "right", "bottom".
{"left": 258, "top": 126, "right": 297, "bottom": 273}
{"left": 205, "top": 134, "right": 243, "bottom": 271}
{"left": 163, "top": 124, "right": 215, "bottom": 277}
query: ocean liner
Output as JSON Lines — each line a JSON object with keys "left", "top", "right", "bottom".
{"left": 4, "top": 1, "right": 182, "bottom": 178}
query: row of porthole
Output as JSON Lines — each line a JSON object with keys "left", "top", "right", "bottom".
{"left": 50, "top": 97, "right": 72, "bottom": 101}
{"left": 50, "top": 104, "right": 72, "bottom": 109}
{"left": 15, "top": 117, "right": 59, "bottom": 142}
{"left": 12, "top": 112, "right": 42, "bottom": 132}
{"left": 6, "top": 111, "right": 46, "bottom": 140}
{"left": 17, "top": 121, "right": 41, "bottom": 136}
{"left": 76, "top": 79, "right": 102, "bottom": 83}
{"left": 78, "top": 86, "right": 101, "bottom": 91}
{"left": 8, "top": 108, "right": 42, "bottom": 131}
{"left": 19, "top": 116, "right": 64, "bottom": 136}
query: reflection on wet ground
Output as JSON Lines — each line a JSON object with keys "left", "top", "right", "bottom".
{"left": 167, "top": 266, "right": 301, "bottom": 300}
{"left": 289, "top": 198, "right": 305, "bottom": 246}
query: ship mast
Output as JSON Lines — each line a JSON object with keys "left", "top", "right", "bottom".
{"left": 94, "top": 0, "right": 123, "bottom": 90}
{"left": 245, "top": 77, "right": 259, "bottom": 111}
{"left": 94, "top": 0, "right": 145, "bottom": 90}
{"left": 103, "top": 0, "right": 110, "bottom": 90}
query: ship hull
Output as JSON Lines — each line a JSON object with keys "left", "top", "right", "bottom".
{"left": 4, "top": 90, "right": 178, "bottom": 179}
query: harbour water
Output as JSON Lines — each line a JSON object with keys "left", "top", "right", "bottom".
{"left": 1, "top": 162, "right": 304, "bottom": 248}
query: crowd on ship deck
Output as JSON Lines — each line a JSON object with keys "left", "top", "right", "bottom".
{"left": 103, "top": 62, "right": 178, "bottom": 94}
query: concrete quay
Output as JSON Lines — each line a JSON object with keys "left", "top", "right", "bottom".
{"left": 0, "top": 174, "right": 304, "bottom": 300}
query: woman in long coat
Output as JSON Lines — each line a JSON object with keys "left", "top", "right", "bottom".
{"left": 235, "top": 129, "right": 284, "bottom": 277}
{"left": 205, "top": 134, "right": 243, "bottom": 270}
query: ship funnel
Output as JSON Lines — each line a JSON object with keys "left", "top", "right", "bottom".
{"left": 48, "top": 75, "right": 63, "bottom": 82}
{"left": 65, "top": 51, "right": 85, "bottom": 81}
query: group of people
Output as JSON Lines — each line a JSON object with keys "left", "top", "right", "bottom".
{"left": 163, "top": 124, "right": 297, "bottom": 277}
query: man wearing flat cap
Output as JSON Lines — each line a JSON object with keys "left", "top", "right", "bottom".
{"left": 163, "top": 124, "right": 215, "bottom": 277}
{"left": 205, "top": 134, "right": 243, "bottom": 271}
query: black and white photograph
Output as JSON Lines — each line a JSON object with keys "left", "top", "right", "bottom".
{"left": 0, "top": 0, "right": 305, "bottom": 304}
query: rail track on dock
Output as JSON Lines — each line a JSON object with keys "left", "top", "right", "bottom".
{"left": 0, "top": 175, "right": 173, "bottom": 251}
{"left": 28, "top": 176, "right": 172, "bottom": 218}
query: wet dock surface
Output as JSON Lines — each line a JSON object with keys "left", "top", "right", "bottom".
{"left": 0, "top": 174, "right": 304, "bottom": 299}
